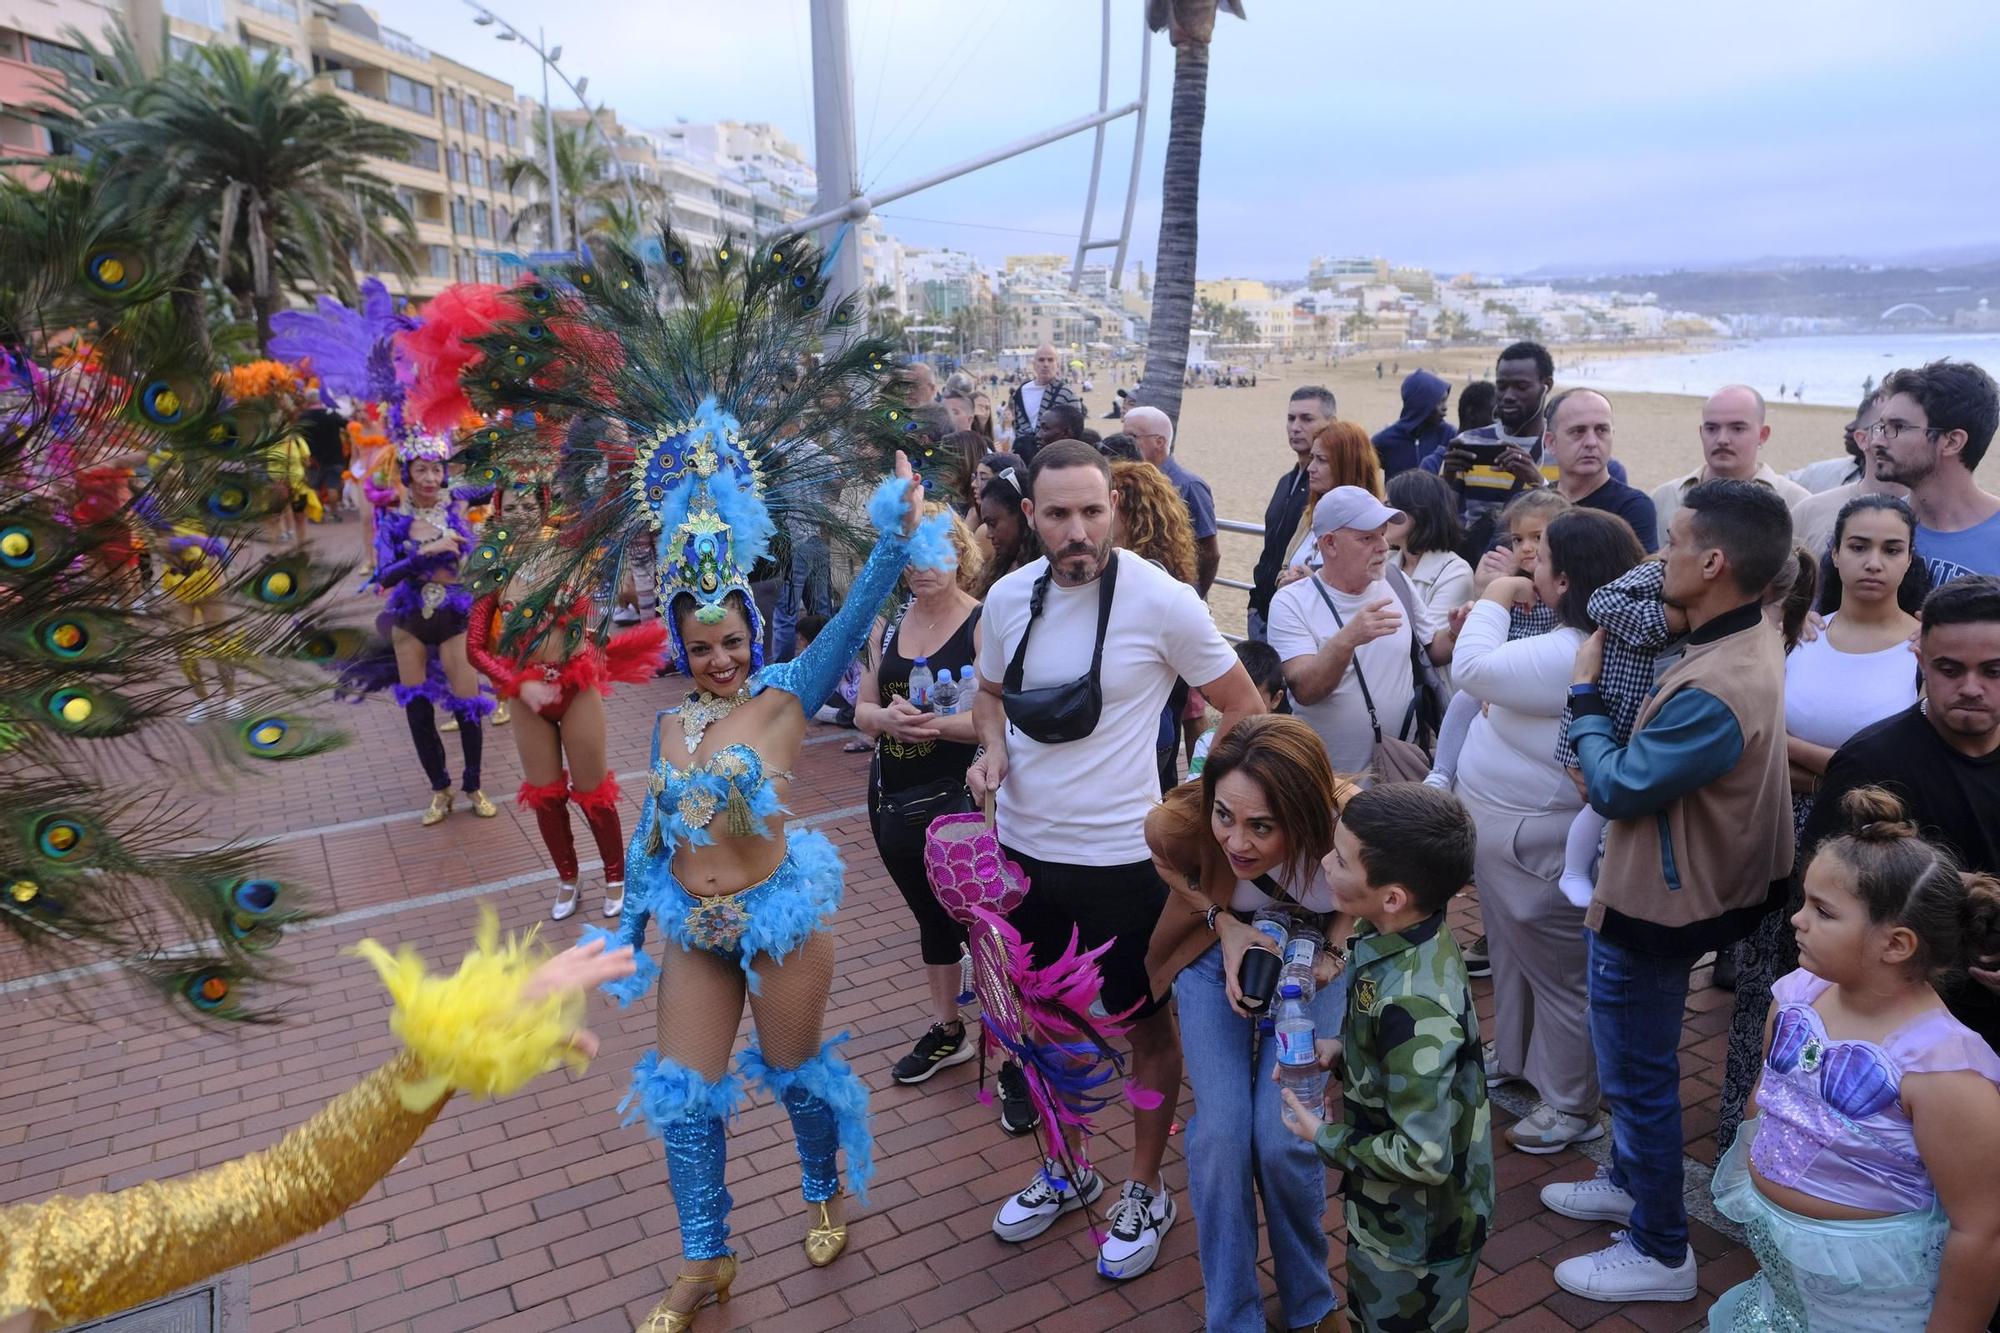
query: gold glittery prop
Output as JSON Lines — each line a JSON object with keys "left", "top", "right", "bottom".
{"left": 0, "top": 911, "right": 591, "bottom": 1330}
{"left": 0, "top": 1052, "right": 445, "bottom": 1329}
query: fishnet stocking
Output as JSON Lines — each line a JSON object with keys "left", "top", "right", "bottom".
{"left": 650, "top": 927, "right": 840, "bottom": 1309}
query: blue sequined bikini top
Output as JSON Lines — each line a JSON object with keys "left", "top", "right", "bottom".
{"left": 645, "top": 726, "right": 792, "bottom": 853}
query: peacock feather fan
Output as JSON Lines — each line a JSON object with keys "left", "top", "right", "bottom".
{"left": 0, "top": 182, "right": 366, "bottom": 1020}
{"left": 409, "top": 225, "right": 924, "bottom": 657}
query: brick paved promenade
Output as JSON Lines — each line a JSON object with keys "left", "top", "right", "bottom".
{"left": 0, "top": 522, "right": 1754, "bottom": 1332}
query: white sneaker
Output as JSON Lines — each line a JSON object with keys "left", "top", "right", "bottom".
{"left": 1540, "top": 1165, "right": 1637, "bottom": 1223}
{"left": 1506, "top": 1104, "right": 1605, "bottom": 1155}
{"left": 1552, "top": 1231, "right": 1696, "bottom": 1303}
{"left": 1096, "top": 1180, "right": 1175, "bottom": 1281}
{"left": 992, "top": 1158, "right": 1103, "bottom": 1243}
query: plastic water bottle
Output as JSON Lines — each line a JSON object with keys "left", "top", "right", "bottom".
{"left": 960, "top": 666, "right": 978, "bottom": 709}
{"left": 1281, "top": 924, "right": 1323, "bottom": 1002}
{"left": 1275, "top": 983, "right": 1327, "bottom": 1125}
{"left": 932, "top": 666, "right": 960, "bottom": 716}
{"left": 908, "top": 657, "right": 935, "bottom": 712}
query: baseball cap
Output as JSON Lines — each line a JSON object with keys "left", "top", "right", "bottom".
{"left": 1311, "top": 485, "right": 1404, "bottom": 537}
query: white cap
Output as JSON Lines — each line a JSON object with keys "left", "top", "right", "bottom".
{"left": 1311, "top": 485, "right": 1404, "bottom": 537}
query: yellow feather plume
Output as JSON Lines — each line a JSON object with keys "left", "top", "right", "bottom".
{"left": 352, "top": 908, "right": 586, "bottom": 1110}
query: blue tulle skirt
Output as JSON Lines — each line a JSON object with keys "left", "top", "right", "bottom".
{"left": 1709, "top": 1118, "right": 1946, "bottom": 1332}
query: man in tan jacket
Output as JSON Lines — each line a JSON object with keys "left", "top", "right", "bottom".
{"left": 1544, "top": 479, "right": 1795, "bottom": 1306}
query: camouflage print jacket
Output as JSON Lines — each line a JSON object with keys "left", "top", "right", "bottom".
{"left": 1313, "top": 910, "right": 1494, "bottom": 1265}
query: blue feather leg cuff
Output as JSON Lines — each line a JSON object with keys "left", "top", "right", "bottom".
{"left": 739, "top": 1033, "right": 875, "bottom": 1203}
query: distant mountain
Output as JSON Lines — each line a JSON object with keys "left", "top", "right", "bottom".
{"left": 1548, "top": 259, "right": 2000, "bottom": 322}
{"left": 1518, "top": 242, "right": 2000, "bottom": 282}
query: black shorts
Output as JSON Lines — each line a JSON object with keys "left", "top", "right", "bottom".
{"left": 1000, "top": 845, "right": 1170, "bottom": 1021}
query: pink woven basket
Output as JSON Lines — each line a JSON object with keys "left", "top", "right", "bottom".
{"left": 924, "top": 794, "right": 1028, "bottom": 926}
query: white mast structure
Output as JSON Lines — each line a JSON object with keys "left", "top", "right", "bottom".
{"left": 798, "top": 0, "right": 1153, "bottom": 317}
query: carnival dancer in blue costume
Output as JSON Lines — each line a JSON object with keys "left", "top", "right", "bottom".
{"left": 418, "top": 225, "right": 956, "bottom": 1331}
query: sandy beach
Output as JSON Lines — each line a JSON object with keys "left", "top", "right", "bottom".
{"left": 1103, "top": 346, "right": 1852, "bottom": 636}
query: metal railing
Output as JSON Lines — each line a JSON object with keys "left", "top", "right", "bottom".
{"left": 1211, "top": 516, "right": 1264, "bottom": 596}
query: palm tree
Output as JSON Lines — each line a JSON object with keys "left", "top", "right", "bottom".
{"left": 28, "top": 31, "right": 416, "bottom": 353}
{"left": 501, "top": 115, "right": 657, "bottom": 252}
{"left": 1135, "top": 0, "right": 1244, "bottom": 424}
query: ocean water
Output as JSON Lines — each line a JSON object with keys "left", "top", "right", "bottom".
{"left": 1560, "top": 333, "right": 2000, "bottom": 408}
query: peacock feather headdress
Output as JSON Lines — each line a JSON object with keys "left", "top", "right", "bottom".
{"left": 409, "top": 225, "right": 948, "bottom": 672}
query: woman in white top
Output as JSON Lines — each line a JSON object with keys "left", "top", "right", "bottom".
{"left": 1449, "top": 508, "right": 1647, "bottom": 1155}
{"left": 1386, "top": 469, "right": 1476, "bottom": 691}
{"left": 1785, "top": 495, "right": 1927, "bottom": 808}
{"left": 1717, "top": 493, "right": 1929, "bottom": 1152}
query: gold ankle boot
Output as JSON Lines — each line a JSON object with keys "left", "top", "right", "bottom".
{"left": 420, "top": 790, "right": 452, "bottom": 826}
{"left": 639, "top": 1253, "right": 736, "bottom": 1332}
{"left": 803, "top": 1196, "right": 848, "bottom": 1267}
{"left": 467, "top": 789, "right": 498, "bottom": 818}
{"left": 492, "top": 700, "right": 511, "bottom": 725}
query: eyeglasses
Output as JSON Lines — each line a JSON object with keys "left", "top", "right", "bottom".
{"left": 1863, "top": 419, "right": 1945, "bottom": 443}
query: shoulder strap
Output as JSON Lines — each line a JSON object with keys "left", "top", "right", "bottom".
{"left": 1309, "top": 578, "right": 1383, "bottom": 744}
{"left": 1005, "top": 554, "right": 1117, "bottom": 691}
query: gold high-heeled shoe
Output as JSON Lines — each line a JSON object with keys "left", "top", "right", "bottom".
{"left": 467, "top": 789, "right": 499, "bottom": 818}
{"left": 638, "top": 1253, "right": 736, "bottom": 1332}
{"left": 420, "top": 790, "right": 452, "bottom": 826}
{"left": 492, "top": 700, "right": 511, "bottom": 725}
{"left": 803, "top": 1195, "right": 848, "bottom": 1267}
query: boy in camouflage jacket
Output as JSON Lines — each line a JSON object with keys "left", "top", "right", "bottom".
{"left": 1282, "top": 783, "right": 1494, "bottom": 1333}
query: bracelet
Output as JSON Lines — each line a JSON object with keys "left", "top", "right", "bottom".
{"left": 1204, "top": 903, "right": 1221, "bottom": 933}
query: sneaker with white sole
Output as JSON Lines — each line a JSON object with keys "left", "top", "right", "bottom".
{"left": 892, "top": 1021, "right": 977, "bottom": 1085}
{"left": 1552, "top": 1230, "right": 1697, "bottom": 1303}
{"left": 1461, "top": 934, "right": 1491, "bottom": 978}
{"left": 992, "top": 1159, "right": 1103, "bottom": 1242}
{"left": 997, "top": 1060, "right": 1040, "bottom": 1135}
{"left": 1540, "top": 1165, "right": 1637, "bottom": 1223}
{"left": 1096, "top": 1180, "right": 1175, "bottom": 1280}
{"left": 1482, "top": 1046, "right": 1522, "bottom": 1088}
{"left": 1505, "top": 1104, "right": 1604, "bottom": 1155}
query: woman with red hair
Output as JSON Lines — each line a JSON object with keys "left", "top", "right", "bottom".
{"left": 1278, "top": 420, "right": 1383, "bottom": 588}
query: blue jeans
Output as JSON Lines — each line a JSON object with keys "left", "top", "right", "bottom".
{"left": 1587, "top": 933, "right": 1696, "bottom": 1264}
{"left": 1175, "top": 942, "right": 1347, "bottom": 1332}
{"left": 769, "top": 535, "right": 833, "bottom": 662}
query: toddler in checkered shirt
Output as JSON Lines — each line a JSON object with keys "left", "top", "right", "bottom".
{"left": 1553, "top": 559, "right": 1684, "bottom": 905}
{"left": 1551, "top": 549, "right": 1820, "bottom": 906}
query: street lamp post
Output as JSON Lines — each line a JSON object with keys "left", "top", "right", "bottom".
{"left": 539, "top": 26, "right": 561, "bottom": 251}
{"left": 465, "top": 2, "right": 639, "bottom": 255}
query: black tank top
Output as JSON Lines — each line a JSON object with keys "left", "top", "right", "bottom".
{"left": 876, "top": 598, "right": 982, "bottom": 790}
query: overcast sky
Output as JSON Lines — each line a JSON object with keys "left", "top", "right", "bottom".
{"left": 394, "top": 0, "right": 2000, "bottom": 280}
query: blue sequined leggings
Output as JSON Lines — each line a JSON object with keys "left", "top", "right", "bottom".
{"left": 621, "top": 1039, "right": 875, "bottom": 1261}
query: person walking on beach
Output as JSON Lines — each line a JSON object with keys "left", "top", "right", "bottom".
{"left": 1649, "top": 384, "right": 1809, "bottom": 531}
{"left": 1868, "top": 360, "right": 2000, "bottom": 581}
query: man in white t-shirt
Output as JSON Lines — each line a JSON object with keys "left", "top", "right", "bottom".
{"left": 1269, "top": 486, "right": 1451, "bottom": 777}
{"left": 968, "top": 440, "right": 1262, "bottom": 1281}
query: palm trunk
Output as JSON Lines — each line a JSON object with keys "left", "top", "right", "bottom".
{"left": 1136, "top": 34, "right": 1210, "bottom": 426}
